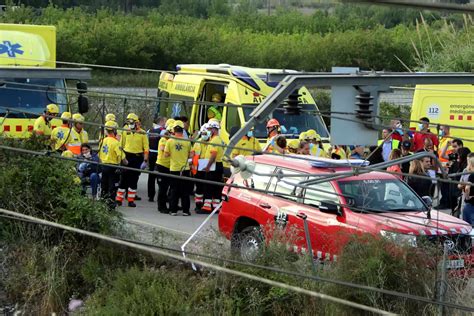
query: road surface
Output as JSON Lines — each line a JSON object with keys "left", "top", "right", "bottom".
{"left": 117, "top": 174, "right": 224, "bottom": 253}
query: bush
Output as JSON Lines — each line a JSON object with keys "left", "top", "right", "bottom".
{"left": 323, "top": 236, "right": 452, "bottom": 315}
{"left": 0, "top": 5, "right": 422, "bottom": 73}
{"left": 0, "top": 137, "right": 123, "bottom": 314}
{"left": 0, "top": 137, "right": 120, "bottom": 235}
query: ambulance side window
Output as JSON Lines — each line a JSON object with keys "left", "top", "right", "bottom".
{"left": 226, "top": 104, "right": 241, "bottom": 135}
{"left": 163, "top": 94, "right": 192, "bottom": 118}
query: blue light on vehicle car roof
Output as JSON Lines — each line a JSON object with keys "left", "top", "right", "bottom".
{"left": 307, "top": 157, "right": 370, "bottom": 168}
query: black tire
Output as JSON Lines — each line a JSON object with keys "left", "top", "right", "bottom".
{"left": 231, "top": 226, "right": 264, "bottom": 262}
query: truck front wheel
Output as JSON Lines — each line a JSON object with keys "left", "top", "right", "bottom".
{"left": 231, "top": 226, "right": 264, "bottom": 262}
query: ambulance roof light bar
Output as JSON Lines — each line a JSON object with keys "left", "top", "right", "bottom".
{"left": 307, "top": 157, "right": 370, "bottom": 168}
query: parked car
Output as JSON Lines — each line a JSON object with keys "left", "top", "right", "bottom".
{"left": 219, "top": 155, "right": 473, "bottom": 273}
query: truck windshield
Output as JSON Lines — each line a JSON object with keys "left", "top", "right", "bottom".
{"left": 337, "top": 179, "right": 427, "bottom": 213}
{"left": 0, "top": 78, "right": 67, "bottom": 118}
{"left": 243, "top": 104, "right": 329, "bottom": 139}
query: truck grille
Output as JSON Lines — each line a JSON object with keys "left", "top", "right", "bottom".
{"left": 417, "top": 234, "right": 472, "bottom": 255}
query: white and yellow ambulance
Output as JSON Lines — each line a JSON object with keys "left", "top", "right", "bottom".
{"left": 156, "top": 64, "right": 330, "bottom": 144}
{"left": 0, "top": 23, "right": 90, "bottom": 138}
{"left": 410, "top": 85, "right": 474, "bottom": 151}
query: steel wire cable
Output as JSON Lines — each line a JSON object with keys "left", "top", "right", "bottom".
{"left": 0, "top": 80, "right": 259, "bottom": 108}
{"left": 0, "top": 138, "right": 472, "bottom": 192}
{"left": 315, "top": 111, "right": 474, "bottom": 144}
{"left": 0, "top": 211, "right": 472, "bottom": 313}
{"left": 2, "top": 80, "right": 474, "bottom": 136}
{"left": 1, "top": 111, "right": 473, "bottom": 217}
{"left": 2, "top": 107, "right": 474, "bottom": 205}
{"left": 314, "top": 110, "right": 474, "bottom": 132}
{"left": 3, "top": 105, "right": 474, "bottom": 174}
{"left": 2, "top": 79, "right": 474, "bottom": 134}
{"left": 0, "top": 208, "right": 395, "bottom": 316}
{"left": 0, "top": 143, "right": 472, "bottom": 229}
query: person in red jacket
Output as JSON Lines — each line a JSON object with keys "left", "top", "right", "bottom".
{"left": 413, "top": 117, "right": 438, "bottom": 152}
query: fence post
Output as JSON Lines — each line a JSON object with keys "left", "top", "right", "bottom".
{"left": 437, "top": 241, "right": 449, "bottom": 316}
{"left": 297, "top": 212, "right": 317, "bottom": 274}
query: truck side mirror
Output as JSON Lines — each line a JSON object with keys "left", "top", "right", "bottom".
{"left": 78, "top": 94, "right": 89, "bottom": 114}
{"left": 76, "top": 81, "right": 87, "bottom": 94}
{"left": 319, "top": 200, "right": 342, "bottom": 217}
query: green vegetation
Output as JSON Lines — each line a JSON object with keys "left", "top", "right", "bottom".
{"left": 1, "top": 4, "right": 471, "bottom": 83}
{"left": 0, "top": 138, "right": 123, "bottom": 314}
{"left": 413, "top": 16, "right": 474, "bottom": 72}
{"left": 0, "top": 137, "right": 120, "bottom": 234}
{"left": 89, "top": 70, "right": 159, "bottom": 87}
{"left": 0, "top": 3, "right": 472, "bottom": 313}
{"left": 0, "top": 151, "right": 468, "bottom": 316}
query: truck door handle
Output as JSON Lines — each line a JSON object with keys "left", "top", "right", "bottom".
{"left": 259, "top": 203, "right": 271, "bottom": 209}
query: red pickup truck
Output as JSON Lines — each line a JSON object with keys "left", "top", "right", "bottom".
{"left": 219, "top": 155, "right": 473, "bottom": 272}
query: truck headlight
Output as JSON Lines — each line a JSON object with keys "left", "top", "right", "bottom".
{"left": 380, "top": 230, "right": 417, "bottom": 247}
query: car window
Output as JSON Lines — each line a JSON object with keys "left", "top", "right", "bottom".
{"left": 304, "top": 181, "right": 339, "bottom": 208}
{"left": 337, "top": 179, "right": 427, "bottom": 212}
{"left": 268, "top": 168, "right": 304, "bottom": 202}
{"left": 251, "top": 163, "right": 276, "bottom": 191}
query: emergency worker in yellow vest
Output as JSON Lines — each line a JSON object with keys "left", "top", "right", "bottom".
{"left": 98, "top": 113, "right": 118, "bottom": 152}
{"left": 51, "top": 111, "right": 72, "bottom": 152}
{"left": 165, "top": 120, "right": 193, "bottom": 216}
{"left": 230, "top": 127, "right": 262, "bottom": 158}
{"left": 116, "top": 113, "right": 149, "bottom": 207}
{"left": 105, "top": 113, "right": 116, "bottom": 123}
{"left": 99, "top": 121, "right": 127, "bottom": 209}
{"left": 191, "top": 123, "right": 210, "bottom": 212}
{"left": 331, "top": 145, "right": 349, "bottom": 160}
{"left": 156, "top": 119, "right": 174, "bottom": 213}
{"left": 287, "top": 139, "right": 300, "bottom": 154}
{"left": 67, "top": 113, "right": 89, "bottom": 155}
{"left": 33, "top": 103, "right": 59, "bottom": 138}
{"left": 207, "top": 93, "right": 223, "bottom": 122}
{"left": 202, "top": 120, "right": 225, "bottom": 212}
{"left": 305, "top": 129, "right": 328, "bottom": 158}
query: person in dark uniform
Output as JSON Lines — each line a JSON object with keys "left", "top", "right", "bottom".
{"left": 147, "top": 116, "right": 166, "bottom": 202}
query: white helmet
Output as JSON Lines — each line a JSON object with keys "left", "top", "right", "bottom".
{"left": 207, "top": 120, "right": 220, "bottom": 130}
{"left": 200, "top": 123, "right": 209, "bottom": 133}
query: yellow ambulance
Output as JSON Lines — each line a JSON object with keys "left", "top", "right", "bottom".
{"left": 0, "top": 23, "right": 90, "bottom": 138}
{"left": 410, "top": 85, "right": 474, "bottom": 151}
{"left": 156, "top": 64, "right": 330, "bottom": 144}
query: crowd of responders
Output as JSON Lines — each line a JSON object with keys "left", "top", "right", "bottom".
{"left": 31, "top": 102, "right": 474, "bottom": 224}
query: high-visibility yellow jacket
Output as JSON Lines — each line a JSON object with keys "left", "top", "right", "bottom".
{"left": 51, "top": 124, "right": 72, "bottom": 151}
{"left": 99, "top": 136, "right": 124, "bottom": 165}
{"left": 33, "top": 115, "right": 52, "bottom": 136}
{"left": 121, "top": 128, "right": 149, "bottom": 154}
{"left": 67, "top": 128, "right": 89, "bottom": 155}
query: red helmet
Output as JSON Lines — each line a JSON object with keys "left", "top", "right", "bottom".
{"left": 266, "top": 119, "right": 280, "bottom": 128}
